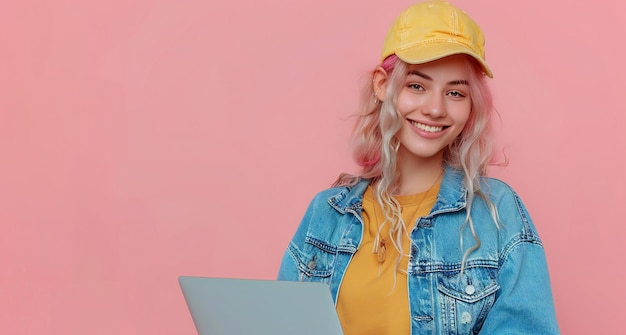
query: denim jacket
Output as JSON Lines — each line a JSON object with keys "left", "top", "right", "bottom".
{"left": 278, "top": 167, "right": 559, "bottom": 334}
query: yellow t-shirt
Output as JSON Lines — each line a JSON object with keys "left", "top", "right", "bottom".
{"left": 336, "top": 183, "right": 440, "bottom": 335}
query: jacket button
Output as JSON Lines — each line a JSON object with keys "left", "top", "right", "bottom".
{"left": 465, "top": 284, "right": 476, "bottom": 295}
{"left": 307, "top": 260, "right": 317, "bottom": 270}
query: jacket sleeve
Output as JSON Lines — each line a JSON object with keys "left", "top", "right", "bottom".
{"left": 277, "top": 193, "right": 322, "bottom": 282}
{"left": 479, "top": 240, "right": 560, "bottom": 334}
{"left": 277, "top": 248, "right": 300, "bottom": 281}
{"left": 479, "top": 185, "right": 560, "bottom": 334}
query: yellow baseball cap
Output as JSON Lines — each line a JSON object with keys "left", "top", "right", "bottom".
{"left": 381, "top": 0, "right": 493, "bottom": 78}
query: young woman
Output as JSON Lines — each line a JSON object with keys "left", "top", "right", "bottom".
{"left": 278, "top": 1, "right": 559, "bottom": 334}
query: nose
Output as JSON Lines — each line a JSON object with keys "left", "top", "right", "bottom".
{"left": 423, "top": 93, "right": 446, "bottom": 118}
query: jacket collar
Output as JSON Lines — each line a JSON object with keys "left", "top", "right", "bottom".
{"left": 327, "top": 165, "right": 467, "bottom": 215}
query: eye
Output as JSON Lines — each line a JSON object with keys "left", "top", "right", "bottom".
{"left": 407, "top": 83, "right": 425, "bottom": 91}
{"left": 447, "top": 90, "right": 466, "bottom": 98}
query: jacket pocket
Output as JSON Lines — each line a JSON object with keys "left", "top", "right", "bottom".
{"left": 291, "top": 235, "right": 337, "bottom": 283}
{"left": 436, "top": 266, "right": 500, "bottom": 334}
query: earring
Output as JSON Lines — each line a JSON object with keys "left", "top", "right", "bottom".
{"left": 393, "top": 139, "right": 400, "bottom": 152}
{"left": 374, "top": 91, "right": 382, "bottom": 104}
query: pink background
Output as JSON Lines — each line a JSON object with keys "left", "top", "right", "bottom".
{"left": 1, "top": 0, "right": 624, "bottom": 333}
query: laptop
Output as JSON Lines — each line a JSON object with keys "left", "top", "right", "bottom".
{"left": 179, "top": 276, "right": 344, "bottom": 335}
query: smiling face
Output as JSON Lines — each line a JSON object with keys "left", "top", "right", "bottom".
{"left": 375, "top": 55, "right": 473, "bottom": 167}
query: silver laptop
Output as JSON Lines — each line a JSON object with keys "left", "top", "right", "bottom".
{"left": 179, "top": 276, "right": 344, "bottom": 335}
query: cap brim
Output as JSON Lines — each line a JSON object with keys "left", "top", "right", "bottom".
{"left": 393, "top": 42, "right": 493, "bottom": 78}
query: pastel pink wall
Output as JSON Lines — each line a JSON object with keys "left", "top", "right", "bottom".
{"left": 1, "top": 0, "right": 624, "bottom": 333}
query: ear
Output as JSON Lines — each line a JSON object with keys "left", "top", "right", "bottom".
{"left": 372, "top": 67, "right": 389, "bottom": 102}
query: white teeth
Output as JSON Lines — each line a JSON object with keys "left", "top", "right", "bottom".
{"left": 410, "top": 120, "right": 444, "bottom": 133}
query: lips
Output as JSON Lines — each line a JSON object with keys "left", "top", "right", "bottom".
{"left": 409, "top": 120, "right": 446, "bottom": 133}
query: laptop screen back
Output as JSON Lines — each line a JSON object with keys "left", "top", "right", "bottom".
{"left": 179, "top": 276, "right": 344, "bottom": 335}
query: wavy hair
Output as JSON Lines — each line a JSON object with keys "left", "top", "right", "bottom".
{"left": 334, "top": 54, "right": 501, "bottom": 275}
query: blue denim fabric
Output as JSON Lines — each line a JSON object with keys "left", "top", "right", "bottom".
{"left": 278, "top": 166, "right": 559, "bottom": 334}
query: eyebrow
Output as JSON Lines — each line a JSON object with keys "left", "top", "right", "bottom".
{"left": 407, "top": 70, "right": 469, "bottom": 86}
